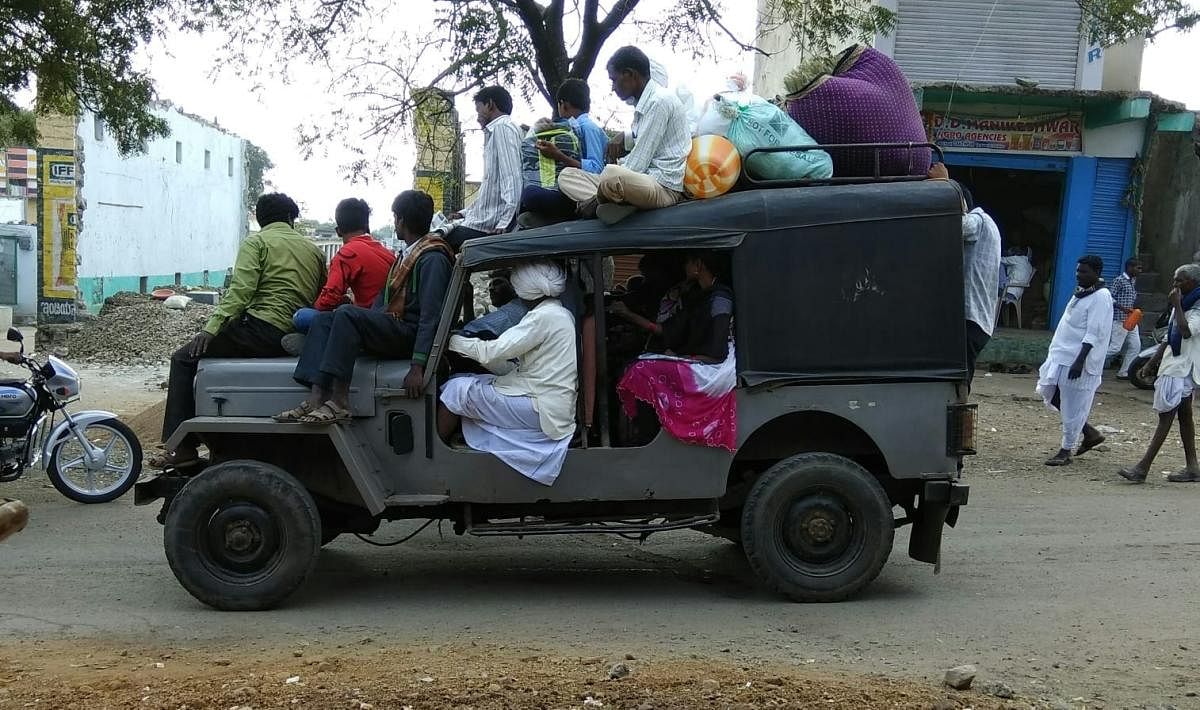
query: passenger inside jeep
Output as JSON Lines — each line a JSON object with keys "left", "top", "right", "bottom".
{"left": 438, "top": 260, "right": 579, "bottom": 485}
{"left": 609, "top": 251, "right": 737, "bottom": 450}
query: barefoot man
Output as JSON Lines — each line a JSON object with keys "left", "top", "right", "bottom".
{"left": 1119, "top": 263, "right": 1200, "bottom": 483}
{"left": 1037, "top": 255, "right": 1113, "bottom": 466}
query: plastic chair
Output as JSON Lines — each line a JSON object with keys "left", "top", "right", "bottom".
{"left": 996, "top": 269, "right": 1036, "bottom": 329}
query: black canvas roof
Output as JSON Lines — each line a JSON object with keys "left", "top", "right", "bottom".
{"left": 460, "top": 179, "right": 965, "bottom": 267}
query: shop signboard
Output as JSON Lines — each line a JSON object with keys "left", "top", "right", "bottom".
{"left": 36, "top": 149, "right": 77, "bottom": 323}
{"left": 923, "top": 112, "right": 1082, "bottom": 152}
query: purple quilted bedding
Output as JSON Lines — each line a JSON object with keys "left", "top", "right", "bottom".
{"left": 785, "top": 45, "right": 931, "bottom": 178}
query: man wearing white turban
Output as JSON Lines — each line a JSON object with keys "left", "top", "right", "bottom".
{"left": 439, "top": 260, "right": 579, "bottom": 484}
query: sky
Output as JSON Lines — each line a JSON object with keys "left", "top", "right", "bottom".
{"left": 139, "top": 2, "right": 1199, "bottom": 223}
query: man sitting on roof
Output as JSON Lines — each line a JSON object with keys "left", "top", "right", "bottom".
{"left": 557, "top": 45, "right": 690, "bottom": 226}
{"left": 517, "top": 78, "right": 610, "bottom": 228}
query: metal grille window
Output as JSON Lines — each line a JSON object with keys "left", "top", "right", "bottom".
{"left": 893, "top": 0, "right": 1083, "bottom": 89}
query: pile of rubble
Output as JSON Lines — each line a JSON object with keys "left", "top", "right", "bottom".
{"left": 64, "top": 292, "right": 215, "bottom": 365}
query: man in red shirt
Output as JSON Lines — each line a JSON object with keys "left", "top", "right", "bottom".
{"left": 292, "top": 198, "right": 397, "bottom": 334}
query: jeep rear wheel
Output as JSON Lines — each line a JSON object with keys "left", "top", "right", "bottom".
{"left": 164, "top": 460, "right": 321, "bottom": 611}
{"left": 741, "top": 453, "right": 893, "bottom": 602}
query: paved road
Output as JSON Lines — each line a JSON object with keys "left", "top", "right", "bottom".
{"left": 3, "top": 374, "right": 1198, "bottom": 707}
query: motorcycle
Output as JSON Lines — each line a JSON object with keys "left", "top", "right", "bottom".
{"left": 1127, "top": 310, "right": 1171, "bottom": 391}
{"left": 0, "top": 327, "right": 142, "bottom": 503}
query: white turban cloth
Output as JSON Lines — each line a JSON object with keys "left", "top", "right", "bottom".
{"left": 510, "top": 261, "right": 567, "bottom": 301}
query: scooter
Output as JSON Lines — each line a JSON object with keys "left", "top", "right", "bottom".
{"left": 1127, "top": 311, "right": 1170, "bottom": 391}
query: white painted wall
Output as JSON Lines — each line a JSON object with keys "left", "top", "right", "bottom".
{"left": 76, "top": 107, "right": 247, "bottom": 280}
{"left": 1084, "top": 120, "right": 1146, "bottom": 158}
{"left": 0, "top": 198, "right": 24, "bottom": 224}
{"left": 0, "top": 224, "right": 39, "bottom": 319}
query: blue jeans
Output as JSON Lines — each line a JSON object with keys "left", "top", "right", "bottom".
{"left": 293, "top": 307, "right": 319, "bottom": 334}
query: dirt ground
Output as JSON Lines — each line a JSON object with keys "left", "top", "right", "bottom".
{"left": 0, "top": 642, "right": 1008, "bottom": 710}
{"left": 3, "top": 368, "right": 1199, "bottom": 709}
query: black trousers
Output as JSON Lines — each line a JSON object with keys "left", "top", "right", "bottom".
{"left": 965, "top": 321, "right": 991, "bottom": 391}
{"left": 445, "top": 226, "right": 490, "bottom": 251}
{"left": 163, "top": 313, "right": 286, "bottom": 444}
{"left": 293, "top": 304, "right": 416, "bottom": 389}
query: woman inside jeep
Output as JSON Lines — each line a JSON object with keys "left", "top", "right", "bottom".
{"left": 437, "top": 260, "right": 579, "bottom": 485}
{"left": 610, "top": 251, "right": 737, "bottom": 450}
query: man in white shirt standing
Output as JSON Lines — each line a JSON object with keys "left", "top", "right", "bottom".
{"left": 1119, "top": 263, "right": 1200, "bottom": 483}
{"left": 928, "top": 165, "right": 1001, "bottom": 389}
{"left": 558, "top": 45, "right": 691, "bottom": 225}
{"left": 1036, "top": 255, "right": 1114, "bottom": 467}
{"left": 446, "top": 86, "right": 524, "bottom": 249}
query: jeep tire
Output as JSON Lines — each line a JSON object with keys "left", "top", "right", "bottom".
{"left": 741, "top": 453, "right": 893, "bottom": 602}
{"left": 164, "top": 460, "right": 322, "bottom": 611}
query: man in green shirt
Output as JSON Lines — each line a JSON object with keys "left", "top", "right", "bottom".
{"left": 155, "top": 193, "right": 326, "bottom": 469}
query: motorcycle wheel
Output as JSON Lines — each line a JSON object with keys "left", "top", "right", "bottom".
{"left": 1128, "top": 356, "right": 1155, "bottom": 391}
{"left": 47, "top": 418, "right": 143, "bottom": 504}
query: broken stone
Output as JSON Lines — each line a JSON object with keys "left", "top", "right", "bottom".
{"left": 931, "top": 701, "right": 957, "bottom": 710}
{"left": 942, "top": 665, "right": 977, "bottom": 690}
{"left": 608, "top": 663, "right": 630, "bottom": 680}
{"left": 980, "top": 680, "right": 1015, "bottom": 699}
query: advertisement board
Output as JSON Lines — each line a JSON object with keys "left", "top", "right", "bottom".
{"left": 923, "top": 112, "right": 1083, "bottom": 152}
{"left": 36, "top": 149, "right": 77, "bottom": 323}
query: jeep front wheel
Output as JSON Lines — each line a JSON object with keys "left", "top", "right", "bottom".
{"left": 164, "top": 460, "right": 322, "bottom": 611}
{"left": 741, "top": 453, "right": 893, "bottom": 602}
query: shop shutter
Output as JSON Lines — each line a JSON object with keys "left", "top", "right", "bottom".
{"left": 893, "top": 0, "right": 1082, "bottom": 89}
{"left": 1085, "top": 158, "right": 1135, "bottom": 282}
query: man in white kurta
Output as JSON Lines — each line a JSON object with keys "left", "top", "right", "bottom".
{"left": 1037, "top": 255, "right": 1114, "bottom": 466}
{"left": 439, "top": 261, "right": 578, "bottom": 485}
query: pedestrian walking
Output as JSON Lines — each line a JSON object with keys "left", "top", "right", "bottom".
{"left": 1118, "top": 263, "right": 1200, "bottom": 483}
{"left": 1107, "top": 258, "right": 1143, "bottom": 379}
{"left": 1037, "top": 255, "right": 1113, "bottom": 466}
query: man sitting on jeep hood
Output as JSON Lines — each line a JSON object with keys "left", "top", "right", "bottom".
{"left": 275, "top": 190, "right": 453, "bottom": 424}
{"left": 154, "top": 193, "right": 326, "bottom": 470}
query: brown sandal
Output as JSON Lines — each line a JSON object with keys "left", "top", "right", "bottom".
{"left": 300, "top": 401, "right": 352, "bottom": 425}
{"left": 273, "top": 401, "right": 316, "bottom": 422}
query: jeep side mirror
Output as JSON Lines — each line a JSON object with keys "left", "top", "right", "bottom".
{"left": 6, "top": 328, "right": 22, "bottom": 343}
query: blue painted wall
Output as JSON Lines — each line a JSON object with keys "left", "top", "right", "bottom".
{"left": 78, "top": 269, "right": 226, "bottom": 312}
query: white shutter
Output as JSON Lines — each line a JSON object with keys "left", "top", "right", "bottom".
{"left": 893, "top": 0, "right": 1082, "bottom": 89}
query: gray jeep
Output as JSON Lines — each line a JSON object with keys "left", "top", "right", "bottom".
{"left": 136, "top": 179, "right": 974, "bottom": 611}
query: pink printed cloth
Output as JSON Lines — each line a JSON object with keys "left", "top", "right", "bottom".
{"left": 618, "top": 358, "right": 737, "bottom": 451}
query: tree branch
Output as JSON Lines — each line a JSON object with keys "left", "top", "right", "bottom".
{"left": 694, "top": 0, "right": 770, "bottom": 56}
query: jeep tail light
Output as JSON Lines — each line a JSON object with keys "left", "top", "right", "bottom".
{"left": 946, "top": 403, "right": 977, "bottom": 457}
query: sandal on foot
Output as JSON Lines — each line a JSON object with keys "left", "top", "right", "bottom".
{"left": 1076, "top": 435, "right": 1106, "bottom": 456}
{"left": 1044, "top": 453, "right": 1072, "bottom": 467}
{"left": 273, "top": 401, "right": 316, "bottom": 422}
{"left": 300, "top": 401, "right": 352, "bottom": 425}
{"left": 1167, "top": 469, "right": 1200, "bottom": 483}
{"left": 1118, "top": 467, "right": 1147, "bottom": 483}
{"left": 148, "top": 450, "right": 202, "bottom": 471}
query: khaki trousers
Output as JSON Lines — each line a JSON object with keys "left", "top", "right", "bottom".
{"left": 558, "top": 165, "right": 683, "bottom": 210}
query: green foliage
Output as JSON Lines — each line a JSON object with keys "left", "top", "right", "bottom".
{"left": 0, "top": 96, "right": 37, "bottom": 147}
{"left": 783, "top": 54, "right": 840, "bottom": 96}
{"left": 1, "top": 0, "right": 170, "bottom": 153}
{"left": 243, "top": 141, "right": 274, "bottom": 212}
{"left": 1078, "top": 0, "right": 1200, "bottom": 45}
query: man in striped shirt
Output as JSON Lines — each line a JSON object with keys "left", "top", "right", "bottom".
{"left": 558, "top": 46, "right": 691, "bottom": 225}
{"left": 1106, "top": 258, "right": 1142, "bottom": 379}
{"left": 446, "top": 86, "right": 524, "bottom": 249}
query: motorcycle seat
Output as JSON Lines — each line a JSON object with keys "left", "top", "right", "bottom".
{"left": 0, "top": 378, "right": 26, "bottom": 387}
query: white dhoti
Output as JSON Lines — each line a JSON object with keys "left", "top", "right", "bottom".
{"left": 1153, "top": 374, "right": 1195, "bottom": 414}
{"left": 1037, "top": 361, "right": 1102, "bottom": 451}
{"left": 440, "top": 374, "right": 570, "bottom": 486}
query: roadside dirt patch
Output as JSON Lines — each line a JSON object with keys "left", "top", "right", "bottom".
{"left": 126, "top": 399, "right": 167, "bottom": 449}
{"left": 0, "top": 641, "right": 1005, "bottom": 709}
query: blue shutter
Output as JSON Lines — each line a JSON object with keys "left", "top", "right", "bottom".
{"left": 1085, "top": 158, "right": 1135, "bottom": 282}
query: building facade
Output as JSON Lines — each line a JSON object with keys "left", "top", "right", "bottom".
{"left": 755, "top": 0, "right": 1198, "bottom": 329}
{"left": 0, "top": 105, "right": 249, "bottom": 320}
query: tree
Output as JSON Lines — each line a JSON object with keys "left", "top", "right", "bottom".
{"left": 1078, "top": 0, "right": 1200, "bottom": 46}
{"left": 1, "top": 0, "right": 170, "bottom": 152}
{"left": 243, "top": 141, "right": 275, "bottom": 211}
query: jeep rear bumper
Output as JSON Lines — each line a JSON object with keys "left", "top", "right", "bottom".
{"left": 908, "top": 479, "right": 969, "bottom": 566}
